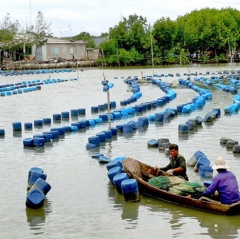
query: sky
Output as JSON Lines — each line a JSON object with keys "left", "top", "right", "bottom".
{"left": 0, "top": 0, "right": 239, "bottom": 37}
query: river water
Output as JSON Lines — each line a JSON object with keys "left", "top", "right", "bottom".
{"left": 1, "top": 64, "right": 240, "bottom": 239}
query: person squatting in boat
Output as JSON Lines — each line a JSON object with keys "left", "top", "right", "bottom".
{"left": 158, "top": 143, "right": 189, "bottom": 181}
{"left": 198, "top": 157, "right": 240, "bottom": 204}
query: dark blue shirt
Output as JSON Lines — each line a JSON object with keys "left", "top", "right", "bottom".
{"left": 205, "top": 171, "right": 240, "bottom": 204}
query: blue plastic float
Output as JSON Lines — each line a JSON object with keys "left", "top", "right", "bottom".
{"left": 121, "top": 179, "right": 139, "bottom": 202}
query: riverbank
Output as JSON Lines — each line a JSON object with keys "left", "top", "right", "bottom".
{"left": 0, "top": 60, "right": 97, "bottom": 71}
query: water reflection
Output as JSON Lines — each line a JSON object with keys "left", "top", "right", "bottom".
{"left": 107, "top": 184, "right": 139, "bottom": 229}
{"left": 13, "top": 131, "right": 22, "bottom": 138}
{"left": 26, "top": 198, "right": 52, "bottom": 235}
{"left": 146, "top": 198, "right": 240, "bottom": 239}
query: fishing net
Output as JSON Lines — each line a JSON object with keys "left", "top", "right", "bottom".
{"left": 148, "top": 176, "right": 171, "bottom": 190}
{"left": 148, "top": 176, "right": 205, "bottom": 197}
{"left": 170, "top": 182, "right": 206, "bottom": 196}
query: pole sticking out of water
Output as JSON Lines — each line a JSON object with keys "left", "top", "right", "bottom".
{"left": 103, "top": 72, "right": 111, "bottom": 130}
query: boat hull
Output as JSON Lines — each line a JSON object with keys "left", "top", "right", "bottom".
{"left": 122, "top": 157, "right": 240, "bottom": 215}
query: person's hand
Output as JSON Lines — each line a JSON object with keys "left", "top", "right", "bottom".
{"left": 166, "top": 169, "right": 173, "bottom": 176}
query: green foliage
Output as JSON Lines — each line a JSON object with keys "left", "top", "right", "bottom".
{"left": 71, "top": 32, "right": 96, "bottom": 48}
{"left": 1, "top": 8, "right": 240, "bottom": 65}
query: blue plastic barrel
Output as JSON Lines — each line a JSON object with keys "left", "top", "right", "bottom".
{"left": 91, "top": 106, "right": 99, "bottom": 113}
{"left": 70, "top": 109, "right": 78, "bottom": 116}
{"left": 92, "top": 153, "right": 104, "bottom": 159}
{"left": 53, "top": 114, "right": 61, "bottom": 121}
{"left": 61, "top": 111, "right": 69, "bottom": 119}
{"left": 71, "top": 126, "right": 78, "bottom": 131}
{"left": 24, "top": 122, "right": 33, "bottom": 130}
{"left": 113, "top": 173, "right": 129, "bottom": 194}
{"left": 28, "top": 167, "right": 44, "bottom": 184}
{"left": 12, "top": 121, "right": 22, "bottom": 131}
{"left": 42, "top": 133, "right": 53, "bottom": 142}
{"left": 86, "top": 143, "right": 97, "bottom": 150}
{"left": 26, "top": 188, "right": 45, "bottom": 209}
{"left": 199, "top": 165, "right": 213, "bottom": 178}
{"left": 23, "top": 138, "right": 33, "bottom": 147}
{"left": 0, "top": 129, "right": 5, "bottom": 136}
{"left": 98, "top": 155, "right": 111, "bottom": 163}
{"left": 78, "top": 108, "right": 86, "bottom": 115}
{"left": 196, "top": 157, "right": 210, "bottom": 168}
{"left": 43, "top": 118, "right": 51, "bottom": 124}
{"left": 147, "top": 139, "right": 159, "bottom": 147}
{"left": 138, "top": 117, "right": 149, "bottom": 127}
{"left": 107, "top": 166, "right": 122, "bottom": 183}
{"left": 123, "top": 123, "right": 133, "bottom": 133}
{"left": 155, "top": 112, "right": 164, "bottom": 122}
{"left": 32, "top": 178, "right": 51, "bottom": 195}
{"left": 28, "top": 171, "right": 47, "bottom": 188}
{"left": 110, "top": 127, "right": 117, "bottom": 136}
{"left": 102, "top": 130, "right": 112, "bottom": 139}
{"left": 116, "top": 125, "right": 123, "bottom": 132}
{"left": 96, "top": 132, "right": 106, "bottom": 142}
{"left": 34, "top": 120, "right": 43, "bottom": 127}
{"left": 178, "top": 124, "right": 188, "bottom": 133}
{"left": 33, "top": 137, "right": 45, "bottom": 147}
{"left": 121, "top": 179, "right": 139, "bottom": 202}
{"left": 88, "top": 136, "right": 100, "bottom": 147}
{"left": 106, "top": 160, "right": 123, "bottom": 171}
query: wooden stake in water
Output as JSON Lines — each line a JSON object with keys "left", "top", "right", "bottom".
{"left": 107, "top": 90, "right": 111, "bottom": 130}
{"left": 103, "top": 72, "right": 111, "bottom": 130}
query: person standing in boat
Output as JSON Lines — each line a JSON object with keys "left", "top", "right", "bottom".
{"left": 198, "top": 157, "right": 240, "bottom": 204}
{"left": 159, "top": 143, "right": 189, "bottom": 181}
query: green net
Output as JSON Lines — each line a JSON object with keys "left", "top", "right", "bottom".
{"left": 148, "top": 177, "right": 205, "bottom": 197}
{"left": 148, "top": 176, "right": 171, "bottom": 190}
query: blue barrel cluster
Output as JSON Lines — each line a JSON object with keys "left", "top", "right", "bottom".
{"left": 187, "top": 151, "right": 213, "bottom": 178}
{"left": 178, "top": 108, "right": 220, "bottom": 134}
{"left": 0, "top": 68, "right": 74, "bottom": 77}
{"left": 124, "top": 76, "right": 141, "bottom": 93}
{"left": 91, "top": 153, "right": 111, "bottom": 163}
{"left": 224, "top": 103, "right": 240, "bottom": 114}
{"left": 0, "top": 80, "right": 42, "bottom": 96}
{"left": 26, "top": 167, "right": 51, "bottom": 209}
{"left": 91, "top": 101, "right": 116, "bottom": 114}
{"left": 105, "top": 156, "right": 139, "bottom": 201}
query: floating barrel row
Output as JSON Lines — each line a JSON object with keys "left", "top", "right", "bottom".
{"left": 178, "top": 108, "right": 220, "bottom": 134}
{"left": 86, "top": 116, "right": 149, "bottom": 149}
{"left": 147, "top": 138, "right": 170, "bottom": 151}
{"left": 105, "top": 157, "right": 139, "bottom": 202}
{"left": 214, "top": 83, "right": 238, "bottom": 94}
{"left": 26, "top": 167, "right": 51, "bottom": 209}
{"left": 23, "top": 118, "right": 104, "bottom": 147}
{"left": 0, "top": 68, "right": 74, "bottom": 76}
{"left": 220, "top": 137, "right": 240, "bottom": 154}
{"left": 224, "top": 103, "right": 240, "bottom": 114}
{"left": 187, "top": 151, "right": 213, "bottom": 178}
{"left": 222, "top": 93, "right": 240, "bottom": 114}
{"left": 11, "top": 108, "right": 86, "bottom": 132}
{"left": 0, "top": 77, "right": 78, "bottom": 97}
{"left": 91, "top": 101, "right": 116, "bottom": 113}
{"left": 120, "top": 92, "right": 142, "bottom": 106}
{"left": 91, "top": 152, "right": 139, "bottom": 201}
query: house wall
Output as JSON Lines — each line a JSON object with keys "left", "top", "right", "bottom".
{"left": 46, "top": 43, "right": 86, "bottom": 61}
{"left": 87, "top": 49, "right": 99, "bottom": 61}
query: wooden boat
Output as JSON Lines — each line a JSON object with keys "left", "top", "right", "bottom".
{"left": 122, "top": 157, "right": 240, "bottom": 215}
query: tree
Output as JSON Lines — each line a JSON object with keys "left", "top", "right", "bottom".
{"left": 71, "top": 32, "right": 96, "bottom": 48}
{"left": 153, "top": 17, "right": 176, "bottom": 57}
{"left": 29, "top": 11, "right": 52, "bottom": 61}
